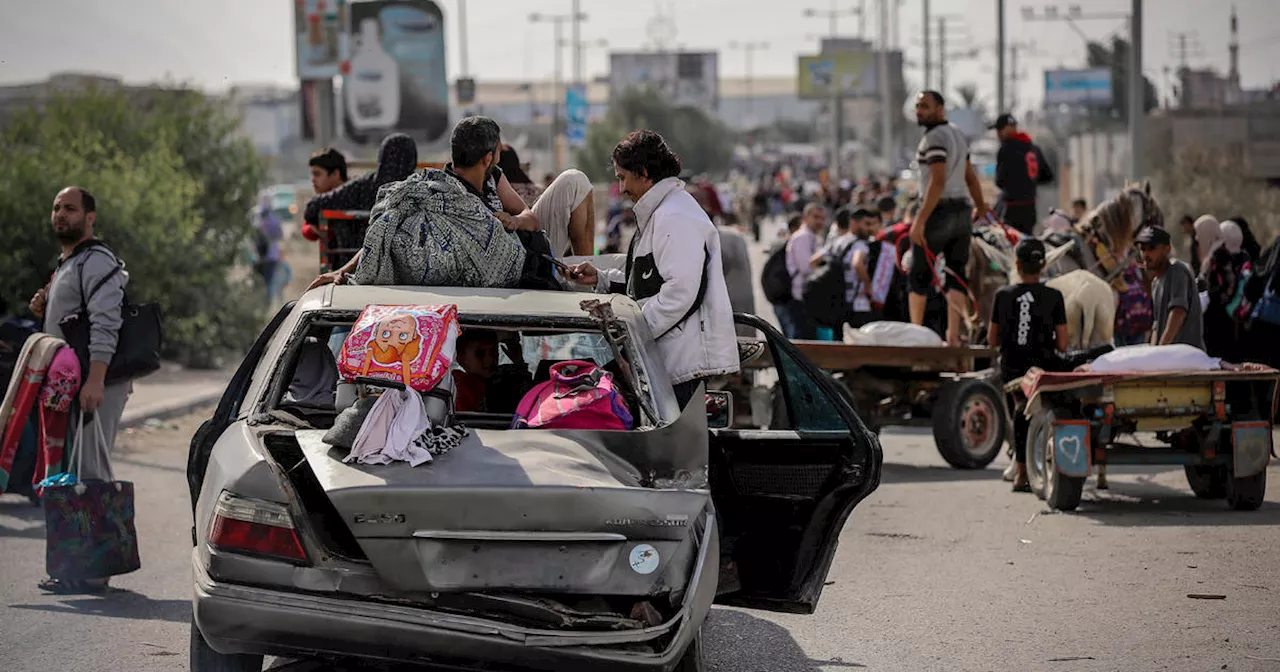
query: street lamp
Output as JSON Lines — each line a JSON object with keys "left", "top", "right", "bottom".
{"left": 802, "top": 1, "right": 867, "bottom": 39}
{"left": 728, "top": 40, "right": 769, "bottom": 126}
{"left": 1022, "top": 2, "right": 1143, "bottom": 181}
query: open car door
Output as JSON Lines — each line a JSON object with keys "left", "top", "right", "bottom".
{"left": 709, "top": 313, "right": 882, "bottom": 614}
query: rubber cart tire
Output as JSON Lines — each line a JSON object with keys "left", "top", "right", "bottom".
{"left": 1045, "top": 443, "right": 1086, "bottom": 512}
{"left": 1026, "top": 409, "right": 1053, "bottom": 501}
{"left": 933, "top": 379, "right": 1007, "bottom": 469}
{"left": 1227, "top": 469, "right": 1267, "bottom": 511}
{"left": 1184, "top": 465, "right": 1229, "bottom": 499}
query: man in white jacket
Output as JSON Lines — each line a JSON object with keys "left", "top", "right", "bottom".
{"left": 569, "top": 130, "right": 740, "bottom": 409}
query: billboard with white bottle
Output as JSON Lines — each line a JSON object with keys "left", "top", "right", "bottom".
{"left": 343, "top": 0, "right": 450, "bottom": 144}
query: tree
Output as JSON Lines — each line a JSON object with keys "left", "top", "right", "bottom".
{"left": 575, "top": 89, "right": 737, "bottom": 182}
{"left": 1153, "top": 146, "right": 1280, "bottom": 248}
{"left": 0, "top": 87, "right": 268, "bottom": 368}
{"left": 1086, "top": 37, "right": 1159, "bottom": 123}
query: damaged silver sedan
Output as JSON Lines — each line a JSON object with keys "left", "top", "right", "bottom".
{"left": 186, "top": 286, "right": 882, "bottom": 671}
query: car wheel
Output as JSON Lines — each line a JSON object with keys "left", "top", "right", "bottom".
{"left": 1184, "top": 465, "right": 1229, "bottom": 499}
{"left": 933, "top": 379, "right": 1007, "bottom": 469}
{"left": 190, "top": 620, "right": 264, "bottom": 672}
{"left": 673, "top": 627, "right": 707, "bottom": 672}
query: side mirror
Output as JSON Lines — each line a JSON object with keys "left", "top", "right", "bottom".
{"left": 705, "top": 390, "right": 734, "bottom": 429}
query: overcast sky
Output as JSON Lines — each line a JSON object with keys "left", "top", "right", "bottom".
{"left": 1, "top": 0, "right": 1277, "bottom": 111}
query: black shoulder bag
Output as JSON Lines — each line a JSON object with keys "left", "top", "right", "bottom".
{"left": 59, "top": 251, "right": 164, "bottom": 385}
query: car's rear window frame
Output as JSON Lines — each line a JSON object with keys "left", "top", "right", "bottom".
{"left": 254, "top": 308, "right": 664, "bottom": 428}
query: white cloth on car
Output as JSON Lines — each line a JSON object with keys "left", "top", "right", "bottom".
{"left": 843, "top": 321, "right": 945, "bottom": 347}
{"left": 345, "top": 388, "right": 435, "bottom": 467}
{"left": 1089, "top": 344, "right": 1221, "bottom": 373}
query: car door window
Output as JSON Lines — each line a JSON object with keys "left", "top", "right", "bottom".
{"left": 772, "top": 343, "right": 847, "bottom": 432}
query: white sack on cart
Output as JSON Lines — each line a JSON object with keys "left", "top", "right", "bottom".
{"left": 1089, "top": 344, "right": 1221, "bottom": 373}
{"left": 843, "top": 321, "right": 945, "bottom": 347}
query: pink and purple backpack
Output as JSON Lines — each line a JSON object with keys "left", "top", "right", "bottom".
{"left": 511, "top": 361, "right": 633, "bottom": 431}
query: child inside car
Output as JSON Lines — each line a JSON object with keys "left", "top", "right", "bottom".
{"left": 453, "top": 329, "right": 500, "bottom": 413}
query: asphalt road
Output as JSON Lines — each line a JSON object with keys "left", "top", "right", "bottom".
{"left": 3, "top": 411, "right": 1279, "bottom": 672}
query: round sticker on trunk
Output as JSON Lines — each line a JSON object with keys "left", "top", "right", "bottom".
{"left": 629, "top": 544, "right": 660, "bottom": 575}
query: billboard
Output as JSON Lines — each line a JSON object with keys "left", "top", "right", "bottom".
{"left": 1044, "top": 68, "right": 1113, "bottom": 107}
{"left": 797, "top": 51, "right": 879, "bottom": 99}
{"left": 565, "top": 84, "right": 588, "bottom": 148}
{"left": 608, "top": 52, "right": 719, "bottom": 110}
{"left": 295, "top": 0, "right": 347, "bottom": 79}
{"left": 343, "top": 0, "right": 450, "bottom": 144}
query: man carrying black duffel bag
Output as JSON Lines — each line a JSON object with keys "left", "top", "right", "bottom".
{"left": 28, "top": 186, "right": 154, "bottom": 594}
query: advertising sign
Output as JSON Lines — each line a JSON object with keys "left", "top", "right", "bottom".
{"left": 1044, "top": 68, "right": 1112, "bottom": 107}
{"left": 608, "top": 52, "right": 719, "bottom": 110}
{"left": 344, "top": 0, "right": 450, "bottom": 144}
{"left": 797, "top": 51, "right": 877, "bottom": 99}
{"left": 565, "top": 84, "right": 588, "bottom": 148}
{"left": 295, "top": 0, "right": 347, "bottom": 80}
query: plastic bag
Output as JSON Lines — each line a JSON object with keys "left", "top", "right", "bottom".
{"left": 337, "top": 304, "right": 460, "bottom": 392}
{"left": 843, "top": 321, "right": 945, "bottom": 347}
{"left": 1089, "top": 344, "right": 1220, "bottom": 373}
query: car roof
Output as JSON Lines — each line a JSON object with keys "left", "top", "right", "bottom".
{"left": 301, "top": 285, "right": 646, "bottom": 322}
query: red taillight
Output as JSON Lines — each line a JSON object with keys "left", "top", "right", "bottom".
{"left": 208, "top": 491, "right": 308, "bottom": 564}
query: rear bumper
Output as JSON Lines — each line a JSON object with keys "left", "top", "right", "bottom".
{"left": 192, "top": 518, "right": 719, "bottom": 672}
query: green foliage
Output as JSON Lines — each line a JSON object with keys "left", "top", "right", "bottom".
{"left": 575, "top": 89, "right": 737, "bottom": 182}
{"left": 0, "top": 87, "right": 268, "bottom": 368}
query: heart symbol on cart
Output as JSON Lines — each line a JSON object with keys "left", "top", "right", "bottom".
{"left": 1058, "top": 435, "right": 1082, "bottom": 464}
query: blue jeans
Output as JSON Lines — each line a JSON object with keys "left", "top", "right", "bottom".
{"left": 772, "top": 299, "right": 815, "bottom": 340}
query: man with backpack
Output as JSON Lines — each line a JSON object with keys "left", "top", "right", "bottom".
{"left": 803, "top": 207, "right": 878, "bottom": 333}
{"left": 762, "top": 215, "right": 805, "bottom": 338}
{"left": 779, "top": 204, "right": 826, "bottom": 340}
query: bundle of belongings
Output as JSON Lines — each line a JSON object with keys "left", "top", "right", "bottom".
{"left": 843, "top": 321, "right": 946, "bottom": 348}
{"left": 350, "top": 169, "right": 529, "bottom": 289}
{"left": 324, "top": 304, "right": 469, "bottom": 467}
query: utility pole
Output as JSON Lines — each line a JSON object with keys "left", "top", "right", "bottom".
{"left": 530, "top": 11, "right": 581, "bottom": 173}
{"left": 996, "top": 0, "right": 1005, "bottom": 113}
{"left": 458, "top": 0, "right": 470, "bottom": 78}
{"left": 923, "top": 0, "right": 931, "bottom": 89}
{"left": 1167, "top": 30, "right": 1203, "bottom": 108}
{"left": 729, "top": 41, "right": 769, "bottom": 127}
{"left": 938, "top": 17, "right": 947, "bottom": 97}
{"left": 878, "top": 0, "right": 893, "bottom": 174}
{"left": 572, "top": 0, "right": 583, "bottom": 85}
{"left": 1128, "top": 0, "right": 1142, "bottom": 181}
{"left": 803, "top": 3, "right": 862, "bottom": 187}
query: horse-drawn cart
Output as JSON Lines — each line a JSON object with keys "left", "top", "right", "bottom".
{"left": 1012, "top": 367, "right": 1279, "bottom": 512}
{"left": 742, "top": 340, "right": 1010, "bottom": 470}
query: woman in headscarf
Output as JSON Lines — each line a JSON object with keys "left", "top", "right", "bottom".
{"left": 1201, "top": 218, "right": 1251, "bottom": 358}
{"left": 497, "top": 144, "right": 544, "bottom": 208}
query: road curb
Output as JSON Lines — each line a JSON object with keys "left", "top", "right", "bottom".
{"left": 120, "top": 392, "right": 221, "bottom": 430}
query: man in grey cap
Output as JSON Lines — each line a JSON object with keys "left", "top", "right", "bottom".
{"left": 1137, "top": 226, "right": 1205, "bottom": 349}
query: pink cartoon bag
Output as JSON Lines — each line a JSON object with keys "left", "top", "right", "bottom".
{"left": 511, "top": 361, "right": 633, "bottom": 431}
{"left": 337, "top": 305, "right": 460, "bottom": 392}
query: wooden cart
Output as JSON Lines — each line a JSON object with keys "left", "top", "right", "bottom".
{"left": 742, "top": 340, "right": 1009, "bottom": 470}
{"left": 1013, "top": 367, "right": 1279, "bottom": 511}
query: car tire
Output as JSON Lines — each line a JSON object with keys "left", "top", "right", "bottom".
{"left": 190, "top": 621, "right": 264, "bottom": 672}
{"left": 673, "top": 628, "right": 707, "bottom": 672}
{"left": 1227, "top": 469, "right": 1267, "bottom": 511}
{"left": 933, "top": 379, "right": 1007, "bottom": 470}
{"left": 1184, "top": 465, "right": 1229, "bottom": 499}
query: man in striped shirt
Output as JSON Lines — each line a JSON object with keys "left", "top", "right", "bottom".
{"left": 909, "top": 90, "right": 991, "bottom": 346}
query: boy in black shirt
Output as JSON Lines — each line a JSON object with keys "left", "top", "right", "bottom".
{"left": 988, "top": 238, "right": 1068, "bottom": 491}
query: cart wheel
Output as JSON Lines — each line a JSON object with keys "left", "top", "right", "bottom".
{"left": 933, "top": 379, "right": 1007, "bottom": 469}
{"left": 1026, "top": 409, "right": 1053, "bottom": 501}
{"left": 1184, "top": 465, "right": 1229, "bottom": 499}
{"left": 1044, "top": 434, "right": 1086, "bottom": 512}
{"left": 1227, "top": 470, "right": 1267, "bottom": 511}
